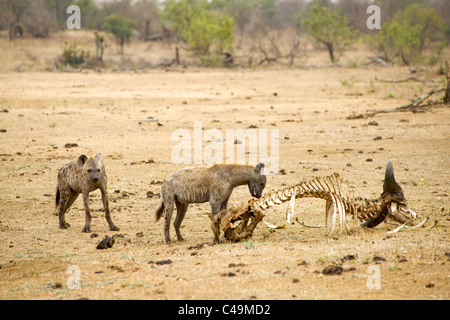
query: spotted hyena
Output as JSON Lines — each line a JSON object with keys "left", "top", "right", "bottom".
{"left": 155, "top": 163, "right": 266, "bottom": 244}
{"left": 55, "top": 153, "right": 119, "bottom": 233}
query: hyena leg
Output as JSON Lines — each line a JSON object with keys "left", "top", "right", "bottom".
{"left": 100, "top": 186, "right": 119, "bottom": 231}
{"left": 210, "top": 201, "right": 223, "bottom": 244}
{"left": 82, "top": 191, "right": 92, "bottom": 233}
{"left": 174, "top": 201, "right": 188, "bottom": 241}
{"left": 220, "top": 195, "right": 230, "bottom": 211}
{"left": 57, "top": 186, "right": 76, "bottom": 229}
{"left": 164, "top": 196, "right": 175, "bottom": 244}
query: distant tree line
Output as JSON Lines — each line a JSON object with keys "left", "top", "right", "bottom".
{"left": 1, "top": 0, "right": 448, "bottom": 66}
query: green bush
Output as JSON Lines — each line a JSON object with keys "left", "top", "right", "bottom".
{"left": 376, "top": 4, "right": 444, "bottom": 65}
{"left": 61, "top": 41, "right": 87, "bottom": 68}
{"left": 161, "top": 0, "right": 235, "bottom": 63}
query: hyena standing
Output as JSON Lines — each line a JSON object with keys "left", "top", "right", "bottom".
{"left": 55, "top": 153, "right": 119, "bottom": 233}
{"left": 155, "top": 163, "right": 266, "bottom": 244}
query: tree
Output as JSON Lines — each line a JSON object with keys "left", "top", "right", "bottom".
{"left": 377, "top": 20, "right": 422, "bottom": 65}
{"left": 376, "top": 3, "right": 444, "bottom": 65}
{"left": 0, "top": 0, "right": 28, "bottom": 40}
{"left": 300, "top": 2, "right": 357, "bottom": 63}
{"left": 22, "top": 0, "right": 53, "bottom": 38}
{"left": 184, "top": 9, "right": 235, "bottom": 57}
{"left": 102, "top": 13, "right": 136, "bottom": 55}
{"left": 161, "top": 0, "right": 235, "bottom": 65}
{"left": 395, "top": 3, "right": 444, "bottom": 50}
{"left": 94, "top": 31, "right": 108, "bottom": 62}
{"left": 160, "top": 0, "right": 196, "bottom": 64}
{"left": 71, "top": 0, "right": 101, "bottom": 29}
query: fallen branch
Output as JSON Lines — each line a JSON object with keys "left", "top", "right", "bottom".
{"left": 396, "top": 87, "right": 445, "bottom": 110}
{"left": 375, "top": 76, "right": 429, "bottom": 83}
{"left": 347, "top": 87, "right": 445, "bottom": 119}
{"left": 364, "top": 57, "right": 391, "bottom": 67}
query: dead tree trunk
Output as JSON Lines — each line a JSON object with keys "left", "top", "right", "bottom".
{"left": 444, "top": 61, "right": 450, "bottom": 104}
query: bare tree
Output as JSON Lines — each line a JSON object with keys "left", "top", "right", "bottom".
{"left": 0, "top": 0, "right": 28, "bottom": 40}
{"left": 22, "top": 0, "right": 53, "bottom": 38}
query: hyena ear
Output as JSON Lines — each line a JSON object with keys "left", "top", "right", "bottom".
{"left": 77, "top": 154, "right": 88, "bottom": 167}
{"left": 255, "top": 162, "right": 265, "bottom": 174}
{"left": 383, "top": 160, "right": 403, "bottom": 196}
{"left": 95, "top": 153, "right": 103, "bottom": 166}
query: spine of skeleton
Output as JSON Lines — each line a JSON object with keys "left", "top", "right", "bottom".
{"left": 248, "top": 173, "right": 350, "bottom": 211}
{"left": 247, "top": 173, "right": 388, "bottom": 233}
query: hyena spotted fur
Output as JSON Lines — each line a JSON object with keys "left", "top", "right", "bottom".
{"left": 55, "top": 153, "right": 119, "bottom": 233}
{"left": 155, "top": 163, "right": 266, "bottom": 244}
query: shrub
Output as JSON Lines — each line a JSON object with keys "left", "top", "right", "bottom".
{"left": 376, "top": 4, "right": 444, "bottom": 65}
{"left": 61, "top": 41, "right": 87, "bottom": 68}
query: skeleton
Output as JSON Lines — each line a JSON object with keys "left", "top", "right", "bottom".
{"left": 213, "top": 161, "right": 435, "bottom": 242}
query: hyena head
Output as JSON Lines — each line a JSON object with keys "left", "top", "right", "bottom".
{"left": 77, "top": 153, "right": 103, "bottom": 183}
{"left": 381, "top": 160, "right": 417, "bottom": 223}
{"left": 248, "top": 163, "right": 266, "bottom": 198}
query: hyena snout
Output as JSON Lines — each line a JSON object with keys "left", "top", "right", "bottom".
{"left": 248, "top": 178, "right": 266, "bottom": 198}
{"left": 248, "top": 163, "right": 267, "bottom": 198}
{"left": 87, "top": 168, "right": 101, "bottom": 182}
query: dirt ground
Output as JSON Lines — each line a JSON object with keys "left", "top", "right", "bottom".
{"left": 0, "top": 47, "right": 449, "bottom": 300}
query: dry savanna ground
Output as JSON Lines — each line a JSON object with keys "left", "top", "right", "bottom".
{"left": 0, "top": 33, "right": 449, "bottom": 301}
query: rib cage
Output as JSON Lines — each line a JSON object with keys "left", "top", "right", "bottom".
{"left": 248, "top": 173, "right": 358, "bottom": 234}
{"left": 246, "top": 172, "right": 413, "bottom": 235}
{"left": 214, "top": 162, "right": 421, "bottom": 242}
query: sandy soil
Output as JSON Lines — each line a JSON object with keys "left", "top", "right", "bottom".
{"left": 0, "top": 62, "right": 449, "bottom": 300}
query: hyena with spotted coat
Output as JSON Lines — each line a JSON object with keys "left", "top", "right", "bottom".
{"left": 155, "top": 163, "right": 266, "bottom": 244}
{"left": 55, "top": 153, "right": 119, "bottom": 233}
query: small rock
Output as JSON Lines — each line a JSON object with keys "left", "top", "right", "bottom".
{"left": 342, "top": 254, "right": 357, "bottom": 262}
{"left": 373, "top": 256, "right": 386, "bottom": 262}
{"left": 322, "top": 265, "right": 343, "bottom": 275}
{"left": 109, "top": 265, "right": 124, "bottom": 272}
{"left": 150, "top": 259, "right": 172, "bottom": 265}
{"left": 50, "top": 282, "right": 63, "bottom": 289}
{"left": 221, "top": 272, "right": 236, "bottom": 277}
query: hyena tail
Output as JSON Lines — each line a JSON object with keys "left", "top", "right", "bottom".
{"left": 155, "top": 197, "right": 165, "bottom": 221}
{"left": 55, "top": 186, "right": 60, "bottom": 208}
